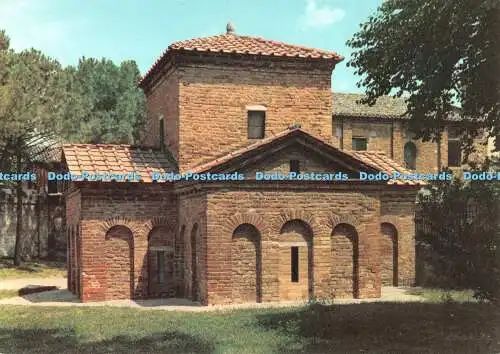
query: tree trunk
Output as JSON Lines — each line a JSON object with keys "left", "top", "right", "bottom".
{"left": 13, "top": 147, "right": 23, "bottom": 266}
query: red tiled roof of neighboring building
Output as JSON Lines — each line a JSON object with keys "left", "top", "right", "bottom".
{"left": 332, "top": 92, "right": 466, "bottom": 121}
{"left": 343, "top": 150, "right": 423, "bottom": 185}
{"left": 62, "top": 144, "right": 176, "bottom": 183}
{"left": 188, "top": 128, "right": 424, "bottom": 186}
{"left": 138, "top": 31, "right": 343, "bottom": 88}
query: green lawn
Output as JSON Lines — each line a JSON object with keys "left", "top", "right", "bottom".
{"left": 0, "top": 302, "right": 498, "bottom": 353}
{"left": 0, "top": 259, "right": 66, "bottom": 279}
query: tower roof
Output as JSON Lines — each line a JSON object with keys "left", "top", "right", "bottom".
{"left": 138, "top": 24, "right": 343, "bottom": 89}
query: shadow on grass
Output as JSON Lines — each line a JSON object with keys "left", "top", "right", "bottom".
{"left": 0, "top": 328, "right": 214, "bottom": 354}
{"left": 257, "top": 301, "right": 500, "bottom": 354}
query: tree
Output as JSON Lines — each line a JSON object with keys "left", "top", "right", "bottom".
{"left": 61, "top": 58, "right": 147, "bottom": 144}
{"left": 416, "top": 163, "right": 500, "bottom": 303}
{"left": 347, "top": 0, "right": 500, "bottom": 145}
{"left": 0, "top": 29, "right": 146, "bottom": 263}
{"left": 0, "top": 30, "right": 67, "bottom": 265}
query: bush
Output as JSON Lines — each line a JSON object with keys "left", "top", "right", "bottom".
{"left": 416, "top": 162, "right": 500, "bottom": 303}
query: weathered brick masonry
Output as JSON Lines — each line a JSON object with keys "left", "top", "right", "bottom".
{"left": 65, "top": 26, "right": 429, "bottom": 304}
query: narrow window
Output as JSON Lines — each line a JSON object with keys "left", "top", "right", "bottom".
{"left": 448, "top": 127, "right": 461, "bottom": 167}
{"left": 352, "top": 137, "right": 367, "bottom": 151}
{"left": 291, "top": 247, "right": 299, "bottom": 283}
{"left": 290, "top": 160, "right": 300, "bottom": 174}
{"left": 248, "top": 111, "right": 265, "bottom": 139}
{"left": 333, "top": 117, "right": 344, "bottom": 149}
{"left": 157, "top": 251, "right": 165, "bottom": 284}
{"left": 159, "top": 114, "right": 165, "bottom": 150}
{"left": 48, "top": 178, "right": 58, "bottom": 194}
{"left": 404, "top": 142, "right": 417, "bottom": 170}
{"left": 333, "top": 118, "right": 344, "bottom": 137}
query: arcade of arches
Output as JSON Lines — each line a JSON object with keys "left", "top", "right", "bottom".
{"left": 67, "top": 202, "right": 414, "bottom": 305}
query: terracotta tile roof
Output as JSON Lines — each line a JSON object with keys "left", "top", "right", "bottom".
{"left": 332, "top": 92, "right": 465, "bottom": 121}
{"left": 188, "top": 128, "right": 424, "bottom": 186}
{"left": 343, "top": 150, "right": 424, "bottom": 185}
{"left": 170, "top": 34, "right": 343, "bottom": 59}
{"left": 62, "top": 144, "right": 176, "bottom": 183}
{"left": 139, "top": 32, "right": 343, "bottom": 88}
{"left": 333, "top": 93, "right": 408, "bottom": 119}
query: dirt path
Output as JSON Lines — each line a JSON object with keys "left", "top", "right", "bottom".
{"left": 0, "top": 286, "right": 425, "bottom": 311}
{"left": 0, "top": 277, "right": 67, "bottom": 290}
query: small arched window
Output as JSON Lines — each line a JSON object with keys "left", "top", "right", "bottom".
{"left": 404, "top": 142, "right": 417, "bottom": 170}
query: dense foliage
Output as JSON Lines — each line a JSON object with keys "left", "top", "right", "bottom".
{"left": 0, "top": 30, "right": 147, "bottom": 148}
{"left": 347, "top": 0, "right": 500, "bottom": 144}
{"left": 61, "top": 58, "right": 147, "bottom": 144}
{"left": 0, "top": 29, "right": 147, "bottom": 263}
{"left": 416, "top": 161, "right": 500, "bottom": 302}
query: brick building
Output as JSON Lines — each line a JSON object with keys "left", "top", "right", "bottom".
{"left": 64, "top": 24, "right": 483, "bottom": 304}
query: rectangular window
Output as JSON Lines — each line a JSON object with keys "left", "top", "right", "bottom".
{"left": 290, "top": 160, "right": 300, "bottom": 174}
{"left": 333, "top": 118, "right": 344, "bottom": 137}
{"left": 352, "top": 137, "right": 368, "bottom": 151}
{"left": 291, "top": 247, "right": 299, "bottom": 283}
{"left": 248, "top": 111, "right": 265, "bottom": 139}
{"left": 47, "top": 180, "right": 58, "bottom": 194}
{"left": 159, "top": 115, "right": 165, "bottom": 150}
{"left": 448, "top": 139, "right": 461, "bottom": 167}
{"left": 157, "top": 251, "right": 165, "bottom": 284}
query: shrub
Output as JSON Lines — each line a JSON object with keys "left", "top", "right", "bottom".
{"left": 416, "top": 161, "right": 500, "bottom": 303}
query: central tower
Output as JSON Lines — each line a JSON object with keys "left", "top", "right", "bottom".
{"left": 139, "top": 24, "right": 343, "bottom": 171}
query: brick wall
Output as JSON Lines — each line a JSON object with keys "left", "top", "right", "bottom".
{"left": 380, "top": 190, "right": 417, "bottom": 286}
{"left": 144, "top": 70, "right": 180, "bottom": 155}
{"left": 333, "top": 118, "right": 487, "bottom": 173}
{"left": 243, "top": 144, "right": 335, "bottom": 177}
{"left": 69, "top": 184, "right": 177, "bottom": 302}
{"left": 143, "top": 55, "right": 334, "bottom": 172}
{"left": 202, "top": 185, "right": 419, "bottom": 305}
{"left": 178, "top": 192, "right": 208, "bottom": 304}
{"left": 65, "top": 188, "right": 81, "bottom": 295}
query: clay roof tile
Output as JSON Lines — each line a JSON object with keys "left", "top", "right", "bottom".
{"left": 62, "top": 144, "right": 176, "bottom": 183}
{"left": 139, "top": 32, "right": 343, "bottom": 88}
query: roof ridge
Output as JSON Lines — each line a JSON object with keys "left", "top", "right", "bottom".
{"left": 139, "top": 31, "right": 343, "bottom": 88}
{"left": 236, "top": 34, "right": 343, "bottom": 57}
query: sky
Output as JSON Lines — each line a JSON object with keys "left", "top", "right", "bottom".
{"left": 0, "top": 0, "right": 383, "bottom": 93}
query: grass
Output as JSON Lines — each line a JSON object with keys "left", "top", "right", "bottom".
{"left": 0, "top": 290, "right": 19, "bottom": 299}
{"left": 0, "top": 259, "right": 66, "bottom": 279}
{"left": 0, "top": 301, "right": 498, "bottom": 353}
{"left": 405, "top": 288, "right": 479, "bottom": 303}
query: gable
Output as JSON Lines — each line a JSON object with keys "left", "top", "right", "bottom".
{"left": 186, "top": 128, "right": 423, "bottom": 185}
{"left": 188, "top": 129, "right": 381, "bottom": 178}
{"left": 240, "top": 142, "right": 361, "bottom": 179}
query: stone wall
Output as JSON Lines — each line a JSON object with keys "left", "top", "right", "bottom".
{"left": 0, "top": 186, "right": 64, "bottom": 260}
